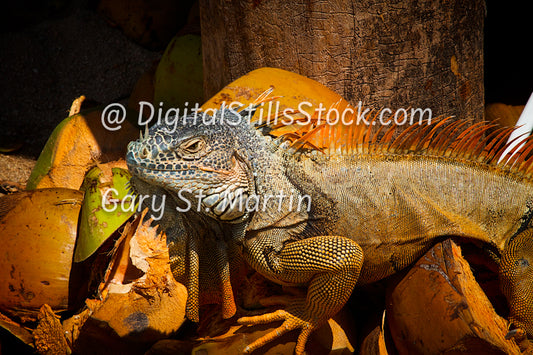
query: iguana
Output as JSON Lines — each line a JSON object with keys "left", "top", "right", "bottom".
{"left": 125, "top": 99, "right": 533, "bottom": 354}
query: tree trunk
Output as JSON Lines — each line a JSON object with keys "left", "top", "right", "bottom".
{"left": 200, "top": 0, "right": 484, "bottom": 121}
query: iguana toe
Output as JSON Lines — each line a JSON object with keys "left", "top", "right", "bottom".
{"left": 238, "top": 302, "right": 316, "bottom": 355}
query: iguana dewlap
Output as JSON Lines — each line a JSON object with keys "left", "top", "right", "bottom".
{"left": 125, "top": 104, "right": 533, "bottom": 354}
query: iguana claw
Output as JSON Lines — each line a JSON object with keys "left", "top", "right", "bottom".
{"left": 238, "top": 301, "right": 315, "bottom": 355}
{"left": 237, "top": 236, "right": 363, "bottom": 354}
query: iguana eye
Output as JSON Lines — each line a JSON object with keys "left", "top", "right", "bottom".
{"left": 181, "top": 137, "right": 205, "bottom": 154}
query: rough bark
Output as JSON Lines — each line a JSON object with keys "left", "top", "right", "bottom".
{"left": 200, "top": 0, "right": 484, "bottom": 121}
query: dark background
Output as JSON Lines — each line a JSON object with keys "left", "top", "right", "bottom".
{"left": 484, "top": 0, "right": 532, "bottom": 105}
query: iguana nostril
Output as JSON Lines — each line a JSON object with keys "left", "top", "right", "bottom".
{"left": 140, "top": 146, "right": 150, "bottom": 159}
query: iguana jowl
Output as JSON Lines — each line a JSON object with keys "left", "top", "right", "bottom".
{"left": 125, "top": 103, "right": 533, "bottom": 354}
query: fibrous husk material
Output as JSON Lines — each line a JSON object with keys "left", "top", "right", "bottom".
{"left": 69, "top": 212, "right": 187, "bottom": 354}
{"left": 386, "top": 239, "right": 521, "bottom": 354}
{"left": 33, "top": 304, "right": 70, "bottom": 355}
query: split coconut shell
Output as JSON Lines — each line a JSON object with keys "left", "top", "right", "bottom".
{"left": 200, "top": 67, "right": 355, "bottom": 150}
{"left": 26, "top": 108, "right": 138, "bottom": 191}
{"left": 0, "top": 188, "right": 83, "bottom": 321}
{"left": 386, "top": 239, "right": 521, "bottom": 354}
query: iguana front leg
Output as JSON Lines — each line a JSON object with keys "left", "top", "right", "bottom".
{"left": 238, "top": 235, "right": 363, "bottom": 354}
{"left": 500, "top": 228, "right": 533, "bottom": 338}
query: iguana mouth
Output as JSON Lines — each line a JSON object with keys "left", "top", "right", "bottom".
{"left": 127, "top": 164, "right": 190, "bottom": 172}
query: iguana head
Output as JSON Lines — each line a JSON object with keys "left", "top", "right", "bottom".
{"left": 126, "top": 109, "right": 259, "bottom": 223}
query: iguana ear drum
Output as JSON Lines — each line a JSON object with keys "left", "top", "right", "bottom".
{"left": 500, "top": 229, "right": 533, "bottom": 337}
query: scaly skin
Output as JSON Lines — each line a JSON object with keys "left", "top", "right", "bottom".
{"left": 126, "top": 108, "right": 533, "bottom": 354}
{"left": 500, "top": 229, "right": 533, "bottom": 336}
